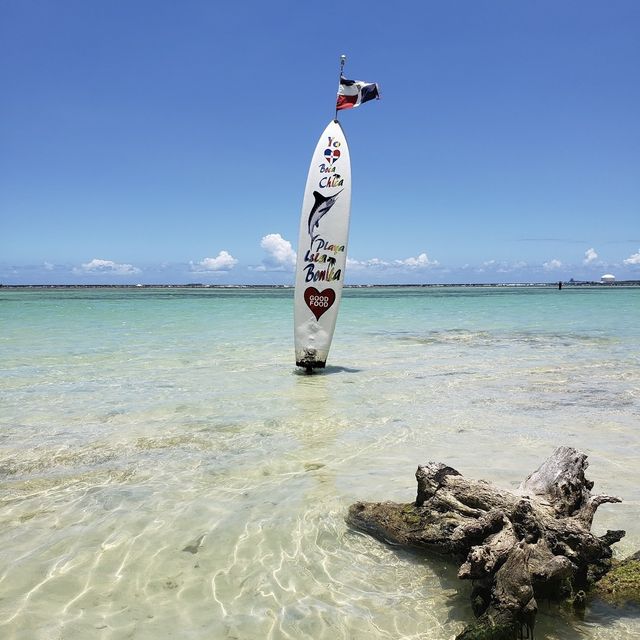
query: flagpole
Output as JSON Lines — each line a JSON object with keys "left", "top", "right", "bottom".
{"left": 335, "top": 54, "right": 346, "bottom": 121}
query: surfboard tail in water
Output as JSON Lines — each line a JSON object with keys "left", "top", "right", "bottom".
{"left": 294, "top": 119, "right": 351, "bottom": 370}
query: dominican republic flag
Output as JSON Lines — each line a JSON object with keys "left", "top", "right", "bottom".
{"left": 336, "top": 76, "right": 380, "bottom": 111}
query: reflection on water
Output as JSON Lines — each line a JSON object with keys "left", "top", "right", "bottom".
{"left": 0, "top": 287, "right": 639, "bottom": 638}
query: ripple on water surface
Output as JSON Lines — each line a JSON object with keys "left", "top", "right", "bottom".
{"left": 0, "top": 287, "right": 639, "bottom": 638}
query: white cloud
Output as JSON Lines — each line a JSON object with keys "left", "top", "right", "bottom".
{"left": 476, "top": 260, "right": 529, "bottom": 274}
{"left": 477, "top": 259, "right": 495, "bottom": 273}
{"left": 256, "top": 233, "right": 296, "bottom": 271}
{"left": 623, "top": 249, "right": 640, "bottom": 265}
{"left": 347, "top": 252, "right": 438, "bottom": 271}
{"left": 191, "top": 250, "right": 238, "bottom": 272}
{"left": 583, "top": 248, "right": 599, "bottom": 264}
{"left": 396, "top": 252, "right": 439, "bottom": 268}
{"left": 74, "top": 258, "right": 141, "bottom": 275}
{"left": 543, "top": 259, "right": 563, "bottom": 271}
{"left": 43, "top": 261, "right": 55, "bottom": 271}
{"left": 347, "top": 257, "right": 389, "bottom": 269}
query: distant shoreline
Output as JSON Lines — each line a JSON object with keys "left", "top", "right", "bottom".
{"left": 2, "top": 282, "right": 639, "bottom": 290}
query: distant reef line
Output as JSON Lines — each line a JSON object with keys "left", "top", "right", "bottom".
{"left": 2, "top": 282, "right": 639, "bottom": 290}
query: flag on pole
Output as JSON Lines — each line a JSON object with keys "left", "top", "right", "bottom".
{"left": 336, "top": 76, "right": 380, "bottom": 111}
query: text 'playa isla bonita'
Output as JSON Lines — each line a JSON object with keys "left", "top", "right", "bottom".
{"left": 304, "top": 235, "right": 344, "bottom": 282}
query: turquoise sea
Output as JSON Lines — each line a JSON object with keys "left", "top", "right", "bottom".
{"left": 1, "top": 286, "right": 639, "bottom": 639}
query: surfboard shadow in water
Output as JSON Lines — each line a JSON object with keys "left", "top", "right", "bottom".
{"left": 293, "top": 364, "right": 362, "bottom": 376}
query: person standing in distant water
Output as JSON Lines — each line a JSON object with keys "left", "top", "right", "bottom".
{"left": 558, "top": 281, "right": 562, "bottom": 290}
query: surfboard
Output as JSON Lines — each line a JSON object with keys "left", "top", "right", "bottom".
{"left": 294, "top": 119, "right": 351, "bottom": 370}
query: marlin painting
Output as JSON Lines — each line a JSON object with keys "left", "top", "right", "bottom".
{"left": 307, "top": 189, "right": 343, "bottom": 237}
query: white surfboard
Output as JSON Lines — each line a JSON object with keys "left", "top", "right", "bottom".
{"left": 294, "top": 119, "right": 351, "bottom": 370}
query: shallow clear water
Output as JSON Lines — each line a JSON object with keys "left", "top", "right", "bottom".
{"left": 1, "top": 286, "right": 639, "bottom": 639}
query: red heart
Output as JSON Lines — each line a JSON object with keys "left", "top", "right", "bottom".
{"left": 304, "top": 287, "right": 336, "bottom": 320}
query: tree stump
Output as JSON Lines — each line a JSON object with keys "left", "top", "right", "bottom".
{"left": 347, "top": 447, "right": 625, "bottom": 639}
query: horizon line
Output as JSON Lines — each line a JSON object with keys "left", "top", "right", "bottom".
{"left": 2, "top": 281, "right": 639, "bottom": 289}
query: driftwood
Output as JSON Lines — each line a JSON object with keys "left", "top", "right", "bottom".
{"left": 347, "top": 447, "right": 625, "bottom": 639}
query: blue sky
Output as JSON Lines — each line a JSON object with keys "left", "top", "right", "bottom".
{"left": 1, "top": 0, "right": 639, "bottom": 285}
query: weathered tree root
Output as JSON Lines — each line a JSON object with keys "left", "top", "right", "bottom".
{"left": 347, "top": 447, "right": 625, "bottom": 639}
